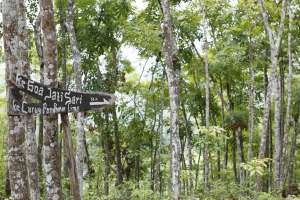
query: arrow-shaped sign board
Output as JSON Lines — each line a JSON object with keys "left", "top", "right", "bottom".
{"left": 10, "top": 75, "right": 115, "bottom": 115}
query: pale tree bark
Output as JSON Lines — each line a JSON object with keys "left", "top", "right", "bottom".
{"left": 257, "top": 0, "right": 288, "bottom": 190}
{"left": 18, "top": 0, "right": 40, "bottom": 199}
{"left": 281, "top": 2, "right": 293, "bottom": 186}
{"left": 66, "top": 0, "right": 87, "bottom": 196}
{"left": 60, "top": 3, "right": 80, "bottom": 197}
{"left": 3, "top": 0, "right": 30, "bottom": 199}
{"left": 40, "top": 0, "right": 62, "bottom": 199}
{"left": 161, "top": 0, "right": 181, "bottom": 199}
{"left": 200, "top": 0, "right": 210, "bottom": 191}
{"left": 248, "top": 41, "right": 255, "bottom": 161}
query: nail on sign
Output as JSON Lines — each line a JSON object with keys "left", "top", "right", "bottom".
{"left": 10, "top": 75, "right": 115, "bottom": 115}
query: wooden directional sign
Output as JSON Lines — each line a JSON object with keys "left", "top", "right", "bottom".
{"left": 10, "top": 75, "right": 115, "bottom": 115}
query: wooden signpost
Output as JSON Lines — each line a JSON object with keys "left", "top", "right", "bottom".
{"left": 9, "top": 74, "right": 115, "bottom": 114}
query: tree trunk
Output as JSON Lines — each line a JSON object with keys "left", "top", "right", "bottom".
{"left": 161, "top": 0, "right": 181, "bottom": 199}
{"left": 217, "top": 79, "right": 225, "bottom": 177}
{"left": 248, "top": 42, "right": 255, "bottom": 161}
{"left": 33, "top": 12, "right": 44, "bottom": 178}
{"left": 273, "top": 55, "right": 282, "bottom": 189}
{"left": 182, "top": 103, "right": 193, "bottom": 194}
{"left": 258, "top": 0, "right": 287, "bottom": 190}
{"left": 286, "top": 119, "right": 298, "bottom": 186}
{"left": 156, "top": 79, "right": 164, "bottom": 194}
{"left": 25, "top": 115, "right": 40, "bottom": 200}
{"left": 281, "top": 3, "right": 293, "bottom": 186}
{"left": 18, "top": 0, "right": 40, "bottom": 199}
{"left": 3, "top": 0, "right": 30, "bottom": 199}
{"left": 194, "top": 146, "right": 201, "bottom": 190}
{"left": 103, "top": 113, "right": 110, "bottom": 197}
{"left": 61, "top": 114, "right": 81, "bottom": 200}
{"left": 113, "top": 106, "right": 123, "bottom": 186}
{"left": 65, "top": 0, "right": 86, "bottom": 196}
{"left": 40, "top": 0, "right": 62, "bottom": 198}
{"left": 58, "top": 0, "right": 70, "bottom": 178}
{"left": 232, "top": 132, "right": 238, "bottom": 183}
{"left": 200, "top": 0, "right": 210, "bottom": 191}
{"left": 135, "top": 154, "right": 141, "bottom": 188}
{"left": 235, "top": 127, "right": 245, "bottom": 184}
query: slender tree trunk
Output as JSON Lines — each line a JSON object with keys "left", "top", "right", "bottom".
{"left": 3, "top": 0, "right": 30, "bottom": 199}
{"left": 25, "top": 115, "right": 40, "bottom": 200}
{"left": 232, "top": 132, "right": 238, "bottom": 183}
{"left": 113, "top": 106, "right": 123, "bottom": 186}
{"left": 248, "top": 42, "right": 255, "bottom": 161}
{"left": 257, "top": 0, "right": 287, "bottom": 191}
{"left": 155, "top": 74, "right": 164, "bottom": 194}
{"left": 257, "top": 55, "right": 270, "bottom": 191}
{"left": 235, "top": 127, "right": 244, "bottom": 184}
{"left": 273, "top": 57, "right": 282, "bottom": 189}
{"left": 60, "top": 6, "right": 80, "bottom": 197}
{"left": 218, "top": 78, "right": 225, "bottom": 176}
{"left": 103, "top": 114, "right": 110, "bottom": 197}
{"left": 58, "top": 0, "right": 69, "bottom": 177}
{"left": 287, "top": 118, "right": 298, "bottom": 186}
{"left": 61, "top": 114, "right": 81, "bottom": 200}
{"left": 200, "top": 0, "right": 210, "bottom": 191}
{"left": 135, "top": 154, "right": 141, "bottom": 188}
{"left": 33, "top": 12, "right": 44, "bottom": 177}
{"left": 106, "top": 48, "right": 123, "bottom": 186}
{"left": 268, "top": 111, "right": 273, "bottom": 192}
{"left": 161, "top": 0, "right": 181, "bottom": 199}
{"left": 65, "top": 0, "right": 86, "bottom": 196}
{"left": 40, "top": 0, "right": 62, "bottom": 198}
{"left": 18, "top": 0, "right": 40, "bottom": 199}
{"left": 182, "top": 103, "right": 193, "bottom": 194}
{"left": 225, "top": 83, "right": 233, "bottom": 172}
{"left": 194, "top": 146, "right": 201, "bottom": 190}
{"left": 281, "top": 4, "right": 293, "bottom": 186}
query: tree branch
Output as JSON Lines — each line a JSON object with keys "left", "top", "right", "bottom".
{"left": 258, "top": 0, "right": 275, "bottom": 47}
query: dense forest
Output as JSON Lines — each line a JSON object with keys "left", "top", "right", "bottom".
{"left": 1, "top": 0, "right": 300, "bottom": 199}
